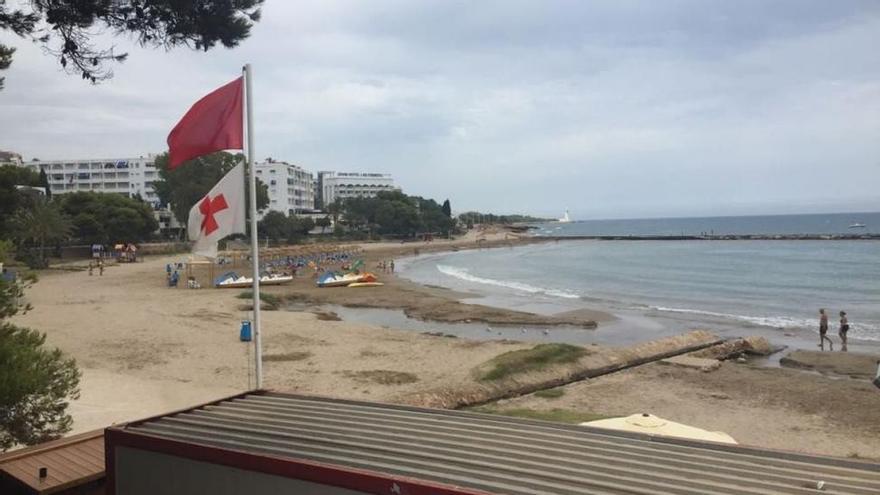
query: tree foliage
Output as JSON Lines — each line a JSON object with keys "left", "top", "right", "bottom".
{"left": 458, "top": 212, "right": 551, "bottom": 225}
{"left": 153, "top": 152, "right": 268, "bottom": 228}
{"left": 258, "top": 211, "right": 315, "bottom": 243}
{"left": 10, "top": 199, "right": 72, "bottom": 268}
{"left": 338, "top": 191, "right": 457, "bottom": 237}
{"left": 0, "top": 42, "right": 13, "bottom": 90}
{"left": 60, "top": 192, "right": 158, "bottom": 244}
{"left": 38, "top": 168, "right": 51, "bottom": 200}
{"left": 314, "top": 216, "right": 331, "bottom": 233}
{"left": 441, "top": 199, "right": 452, "bottom": 218}
{"left": 0, "top": 164, "right": 41, "bottom": 238}
{"left": 0, "top": 0, "right": 263, "bottom": 88}
{"left": 0, "top": 276, "right": 80, "bottom": 451}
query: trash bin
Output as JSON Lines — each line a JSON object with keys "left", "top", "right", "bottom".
{"left": 240, "top": 320, "right": 252, "bottom": 342}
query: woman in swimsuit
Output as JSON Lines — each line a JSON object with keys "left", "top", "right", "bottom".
{"left": 839, "top": 311, "right": 849, "bottom": 352}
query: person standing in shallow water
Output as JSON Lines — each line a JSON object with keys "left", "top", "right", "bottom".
{"left": 818, "top": 309, "right": 833, "bottom": 351}
{"left": 839, "top": 311, "right": 849, "bottom": 352}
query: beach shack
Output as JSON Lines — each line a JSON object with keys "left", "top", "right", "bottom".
{"left": 0, "top": 430, "right": 105, "bottom": 495}
{"left": 104, "top": 391, "right": 880, "bottom": 495}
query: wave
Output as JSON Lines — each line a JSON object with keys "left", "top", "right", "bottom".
{"left": 436, "top": 265, "right": 581, "bottom": 299}
{"left": 652, "top": 306, "right": 880, "bottom": 341}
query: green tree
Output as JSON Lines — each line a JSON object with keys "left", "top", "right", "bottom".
{"left": 0, "top": 275, "right": 80, "bottom": 451}
{"left": 326, "top": 200, "right": 343, "bottom": 225}
{"left": 315, "top": 216, "right": 331, "bottom": 234}
{"left": 38, "top": 168, "right": 51, "bottom": 200}
{"left": 60, "top": 192, "right": 158, "bottom": 244}
{"left": 0, "top": 165, "right": 41, "bottom": 238}
{"left": 290, "top": 216, "right": 315, "bottom": 241}
{"left": 258, "top": 212, "right": 315, "bottom": 243}
{"left": 257, "top": 211, "right": 288, "bottom": 242}
{"left": 441, "top": 199, "right": 452, "bottom": 218}
{"left": 11, "top": 199, "right": 72, "bottom": 268}
{"left": 0, "top": 1, "right": 263, "bottom": 88}
{"left": 153, "top": 152, "right": 268, "bottom": 228}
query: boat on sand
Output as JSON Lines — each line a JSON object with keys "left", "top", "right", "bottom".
{"left": 317, "top": 272, "right": 377, "bottom": 288}
{"left": 214, "top": 272, "right": 294, "bottom": 289}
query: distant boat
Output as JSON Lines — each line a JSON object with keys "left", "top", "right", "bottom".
{"left": 558, "top": 210, "right": 572, "bottom": 223}
{"left": 848, "top": 223, "right": 867, "bottom": 229}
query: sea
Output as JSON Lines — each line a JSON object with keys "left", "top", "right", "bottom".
{"left": 397, "top": 212, "right": 880, "bottom": 350}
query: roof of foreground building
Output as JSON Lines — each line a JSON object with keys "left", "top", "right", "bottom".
{"left": 111, "top": 391, "right": 880, "bottom": 495}
{"left": 0, "top": 429, "right": 104, "bottom": 494}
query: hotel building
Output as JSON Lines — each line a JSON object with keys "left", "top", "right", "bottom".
{"left": 316, "top": 171, "right": 397, "bottom": 209}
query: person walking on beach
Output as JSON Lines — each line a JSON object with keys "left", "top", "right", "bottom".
{"left": 88, "top": 261, "right": 94, "bottom": 276}
{"left": 839, "top": 311, "right": 849, "bottom": 352}
{"left": 98, "top": 259, "right": 104, "bottom": 276}
{"left": 390, "top": 260, "right": 395, "bottom": 273}
{"left": 818, "top": 309, "right": 833, "bottom": 351}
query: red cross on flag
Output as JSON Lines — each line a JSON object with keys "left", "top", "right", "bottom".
{"left": 187, "top": 163, "right": 247, "bottom": 258}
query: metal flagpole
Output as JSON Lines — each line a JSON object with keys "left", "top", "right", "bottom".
{"left": 243, "top": 63, "right": 263, "bottom": 388}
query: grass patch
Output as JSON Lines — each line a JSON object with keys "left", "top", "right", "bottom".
{"left": 263, "top": 351, "right": 312, "bottom": 362}
{"left": 477, "top": 343, "right": 588, "bottom": 381}
{"left": 343, "top": 370, "right": 419, "bottom": 385}
{"left": 237, "top": 291, "right": 282, "bottom": 310}
{"left": 470, "top": 406, "right": 608, "bottom": 424}
{"left": 534, "top": 388, "right": 565, "bottom": 399}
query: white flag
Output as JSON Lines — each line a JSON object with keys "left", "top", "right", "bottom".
{"left": 187, "top": 162, "right": 247, "bottom": 258}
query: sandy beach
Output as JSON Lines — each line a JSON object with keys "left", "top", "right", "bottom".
{"left": 11, "top": 235, "right": 880, "bottom": 460}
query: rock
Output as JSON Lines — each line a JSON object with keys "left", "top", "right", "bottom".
{"left": 742, "top": 336, "right": 774, "bottom": 356}
{"left": 689, "top": 336, "right": 777, "bottom": 361}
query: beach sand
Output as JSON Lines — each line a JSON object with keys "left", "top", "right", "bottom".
{"left": 488, "top": 360, "right": 880, "bottom": 459}
{"left": 11, "top": 236, "right": 880, "bottom": 459}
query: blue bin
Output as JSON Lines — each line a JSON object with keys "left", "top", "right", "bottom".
{"left": 240, "top": 320, "right": 252, "bottom": 342}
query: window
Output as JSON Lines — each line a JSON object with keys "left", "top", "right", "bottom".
{"left": 270, "top": 179, "right": 276, "bottom": 185}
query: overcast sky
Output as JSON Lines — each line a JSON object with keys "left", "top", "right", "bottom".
{"left": 2, "top": 1, "right": 879, "bottom": 219}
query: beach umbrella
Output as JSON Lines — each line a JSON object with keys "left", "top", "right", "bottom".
{"left": 581, "top": 413, "right": 737, "bottom": 444}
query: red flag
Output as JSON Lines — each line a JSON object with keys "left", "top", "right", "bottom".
{"left": 167, "top": 77, "right": 244, "bottom": 169}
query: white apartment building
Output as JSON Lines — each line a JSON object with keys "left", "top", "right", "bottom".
{"left": 0, "top": 151, "right": 23, "bottom": 167}
{"left": 20, "top": 156, "right": 161, "bottom": 207}
{"left": 317, "top": 171, "right": 397, "bottom": 208}
{"left": 255, "top": 160, "right": 315, "bottom": 216}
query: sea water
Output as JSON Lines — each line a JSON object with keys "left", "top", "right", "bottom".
{"left": 532, "top": 211, "right": 880, "bottom": 237}
{"left": 398, "top": 234, "right": 880, "bottom": 348}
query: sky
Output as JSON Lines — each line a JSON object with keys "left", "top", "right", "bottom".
{"left": 1, "top": 0, "right": 879, "bottom": 219}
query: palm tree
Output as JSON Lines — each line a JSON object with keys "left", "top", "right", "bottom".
{"left": 12, "top": 199, "right": 72, "bottom": 267}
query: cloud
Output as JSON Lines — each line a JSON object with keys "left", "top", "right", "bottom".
{"left": 1, "top": 0, "right": 878, "bottom": 218}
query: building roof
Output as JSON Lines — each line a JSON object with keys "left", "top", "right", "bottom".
{"left": 115, "top": 392, "right": 880, "bottom": 495}
{"left": 0, "top": 430, "right": 104, "bottom": 494}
